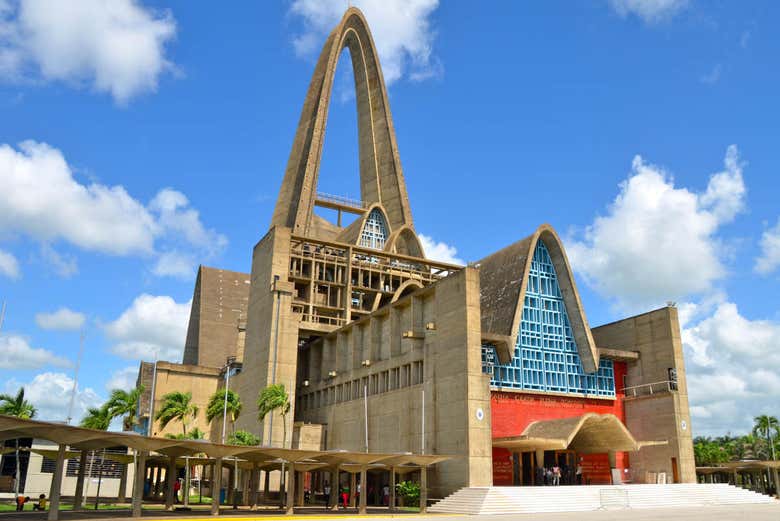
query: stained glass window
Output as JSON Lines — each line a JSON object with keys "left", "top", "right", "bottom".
{"left": 481, "top": 241, "right": 615, "bottom": 397}
{"left": 359, "top": 208, "right": 389, "bottom": 250}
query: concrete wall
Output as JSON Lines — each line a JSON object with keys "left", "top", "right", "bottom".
{"left": 297, "top": 268, "right": 493, "bottom": 497}
{"left": 148, "top": 362, "right": 221, "bottom": 439}
{"left": 591, "top": 306, "right": 695, "bottom": 483}
{"left": 233, "top": 226, "right": 299, "bottom": 448}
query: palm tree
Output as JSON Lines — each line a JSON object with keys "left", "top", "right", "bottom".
{"left": 80, "top": 405, "right": 112, "bottom": 430}
{"left": 206, "top": 389, "right": 242, "bottom": 440}
{"left": 0, "top": 387, "right": 37, "bottom": 498}
{"left": 155, "top": 391, "right": 199, "bottom": 436}
{"left": 106, "top": 386, "right": 145, "bottom": 431}
{"left": 227, "top": 430, "right": 260, "bottom": 446}
{"left": 165, "top": 427, "right": 206, "bottom": 440}
{"left": 257, "top": 384, "right": 290, "bottom": 447}
{"left": 753, "top": 415, "right": 780, "bottom": 460}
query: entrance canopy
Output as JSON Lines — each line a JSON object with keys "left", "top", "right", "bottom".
{"left": 492, "top": 413, "right": 666, "bottom": 453}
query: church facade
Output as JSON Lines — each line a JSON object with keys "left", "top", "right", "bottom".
{"left": 135, "top": 7, "right": 695, "bottom": 498}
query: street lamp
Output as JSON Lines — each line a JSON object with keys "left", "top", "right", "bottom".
{"left": 221, "top": 356, "right": 237, "bottom": 444}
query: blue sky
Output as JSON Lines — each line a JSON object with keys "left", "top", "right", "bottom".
{"left": 1, "top": 0, "right": 779, "bottom": 436}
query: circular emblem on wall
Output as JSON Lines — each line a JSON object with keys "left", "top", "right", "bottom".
{"left": 476, "top": 408, "right": 484, "bottom": 421}
{"left": 681, "top": 420, "right": 687, "bottom": 431}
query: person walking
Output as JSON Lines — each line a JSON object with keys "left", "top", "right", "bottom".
{"left": 576, "top": 462, "right": 583, "bottom": 485}
{"left": 324, "top": 483, "right": 331, "bottom": 506}
{"left": 173, "top": 478, "right": 181, "bottom": 503}
{"left": 552, "top": 465, "right": 561, "bottom": 486}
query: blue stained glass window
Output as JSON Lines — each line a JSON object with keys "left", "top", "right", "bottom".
{"left": 359, "top": 208, "right": 388, "bottom": 250}
{"left": 481, "top": 241, "right": 615, "bottom": 397}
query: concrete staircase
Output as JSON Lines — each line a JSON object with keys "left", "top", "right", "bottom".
{"left": 428, "top": 484, "right": 778, "bottom": 514}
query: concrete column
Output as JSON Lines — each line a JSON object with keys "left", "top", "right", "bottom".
{"left": 211, "top": 459, "right": 223, "bottom": 516}
{"left": 250, "top": 464, "right": 259, "bottom": 510}
{"left": 358, "top": 466, "right": 367, "bottom": 515}
{"left": 389, "top": 467, "right": 396, "bottom": 511}
{"left": 419, "top": 466, "right": 428, "bottom": 514}
{"left": 330, "top": 466, "right": 339, "bottom": 510}
{"left": 608, "top": 451, "right": 617, "bottom": 484}
{"left": 165, "top": 456, "right": 176, "bottom": 511}
{"left": 296, "top": 470, "right": 305, "bottom": 506}
{"left": 183, "top": 459, "right": 190, "bottom": 507}
{"left": 46, "top": 444, "right": 67, "bottom": 521}
{"left": 349, "top": 473, "right": 356, "bottom": 507}
{"left": 263, "top": 470, "right": 270, "bottom": 503}
{"left": 73, "top": 450, "right": 88, "bottom": 510}
{"left": 285, "top": 463, "right": 296, "bottom": 515}
{"left": 118, "top": 459, "right": 128, "bottom": 503}
{"left": 131, "top": 451, "right": 147, "bottom": 518}
{"left": 535, "top": 450, "right": 544, "bottom": 469}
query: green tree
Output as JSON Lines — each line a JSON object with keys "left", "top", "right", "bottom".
{"left": 257, "top": 384, "right": 290, "bottom": 447}
{"left": 155, "top": 391, "right": 199, "bottom": 436}
{"left": 228, "top": 430, "right": 260, "bottom": 446}
{"left": 165, "top": 427, "right": 206, "bottom": 440}
{"left": 0, "top": 387, "right": 37, "bottom": 498}
{"left": 752, "top": 415, "right": 779, "bottom": 460}
{"left": 106, "top": 386, "right": 145, "bottom": 431}
{"left": 206, "top": 389, "right": 242, "bottom": 438}
{"left": 80, "top": 404, "right": 112, "bottom": 430}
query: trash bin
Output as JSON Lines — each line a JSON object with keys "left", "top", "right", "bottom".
{"left": 219, "top": 488, "right": 226, "bottom": 505}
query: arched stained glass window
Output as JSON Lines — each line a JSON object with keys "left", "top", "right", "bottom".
{"left": 481, "top": 241, "right": 615, "bottom": 397}
{"left": 359, "top": 208, "right": 388, "bottom": 250}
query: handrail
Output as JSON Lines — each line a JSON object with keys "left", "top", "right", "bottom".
{"left": 315, "top": 192, "right": 368, "bottom": 209}
{"left": 623, "top": 380, "right": 677, "bottom": 398}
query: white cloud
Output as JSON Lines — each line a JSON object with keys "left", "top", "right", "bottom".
{"left": 152, "top": 251, "right": 196, "bottom": 279}
{"left": 39, "top": 243, "right": 78, "bottom": 277}
{"left": 0, "top": 0, "right": 176, "bottom": 103}
{"left": 106, "top": 365, "right": 139, "bottom": 392}
{"left": 289, "top": 0, "right": 441, "bottom": 85}
{"left": 755, "top": 218, "right": 780, "bottom": 275}
{"left": 0, "top": 141, "right": 226, "bottom": 277}
{"left": 567, "top": 145, "right": 746, "bottom": 309}
{"left": 419, "top": 234, "right": 465, "bottom": 265}
{"left": 0, "top": 334, "right": 72, "bottom": 369}
{"left": 0, "top": 247, "right": 20, "bottom": 279}
{"left": 3, "top": 372, "right": 102, "bottom": 423}
{"left": 35, "top": 307, "right": 85, "bottom": 331}
{"left": 700, "top": 64, "right": 722, "bottom": 85}
{"left": 608, "top": 0, "right": 688, "bottom": 23}
{"left": 682, "top": 301, "right": 780, "bottom": 435}
{"left": 104, "top": 294, "right": 191, "bottom": 363}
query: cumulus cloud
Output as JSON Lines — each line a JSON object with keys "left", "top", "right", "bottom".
{"left": 104, "top": 294, "right": 191, "bottom": 362}
{"left": 418, "top": 234, "right": 465, "bottom": 265}
{"left": 567, "top": 145, "right": 745, "bottom": 309}
{"left": 105, "top": 365, "right": 140, "bottom": 392}
{"left": 3, "top": 372, "right": 102, "bottom": 423}
{"left": 35, "top": 307, "right": 85, "bottom": 331}
{"left": 0, "top": 141, "right": 226, "bottom": 277}
{"left": 755, "top": 218, "right": 780, "bottom": 275}
{"left": 682, "top": 301, "right": 780, "bottom": 435}
{"left": 608, "top": 0, "right": 688, "bottom": 23}
{"left": 289, "top": 0, "right": 441, "bottom": 85}
{"left": 39, "top": 243, "right": 78, "bottom": 277}
{"left": 0, "top": 247, "right": 19, "bottom": 279}
{"left": 0, "top": 0, "right": 176, "bottom": 103}
{"left": 0, "top": 334, "right": 72, "bottom": 369}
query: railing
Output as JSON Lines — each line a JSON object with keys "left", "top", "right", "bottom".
{"left": 315, "top": 192, "right": 368, "bottom": 210}
{"left": 623, "top": 380, "right": 678, "bottom": 398}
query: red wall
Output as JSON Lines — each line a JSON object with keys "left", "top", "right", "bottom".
{"left": 490, "top": 362, "right": 629, "bottom": 485}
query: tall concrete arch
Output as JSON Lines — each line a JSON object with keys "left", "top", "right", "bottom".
{"left": 271, "top": 7, "right": 414, "bottom": 236}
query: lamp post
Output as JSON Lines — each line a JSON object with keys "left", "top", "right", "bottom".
{"left": 221, "top": 356, "right": 236, "bottom": 444}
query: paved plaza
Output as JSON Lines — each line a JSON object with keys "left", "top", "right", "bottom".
{"left": 2, "top": 504, "right": 780, "bottom": 521}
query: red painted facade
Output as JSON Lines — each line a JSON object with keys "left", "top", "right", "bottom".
{"left": 490, "top": 361, "right": 629, "bottom": 485}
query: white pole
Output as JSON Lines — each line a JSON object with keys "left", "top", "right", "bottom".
{"left": 222, "top": 362, "right": 231, "bottom": 444}
{"left": 268, "top": 275, "right": 281, "bottom": 446}
{"left": 364, "top": 384, "right": 368, "bottom": 453}
{"left": 67, "top": 331, "right": 85, "bottom": 424}
{"left": 421, "top": 388, "right": 425, "bottom": 455}
{"left": 148, "top": 355, "right": 158, "bottom": 436}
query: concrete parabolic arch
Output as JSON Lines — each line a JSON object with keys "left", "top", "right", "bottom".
{"left": 271, "top": 7, "right": 414, "bottom": 237}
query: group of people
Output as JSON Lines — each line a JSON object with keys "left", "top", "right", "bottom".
{"left": 14, "top": 494, "right": 47, "bottom": 511}
{"left": 322, "top": 482, "right": 392, "bottom": 508}
{"left": 536, "top": 463, "right": 584, "bottom": 486}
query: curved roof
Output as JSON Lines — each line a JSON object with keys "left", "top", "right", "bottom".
{"left": 477, "top": 224, "right": 599, "bottom": 372}
{"left": 336, "top": 203, "right": 391, "bottom": 247}
{"left": 493, "top": 413, "right": 667, "bottom": 453}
